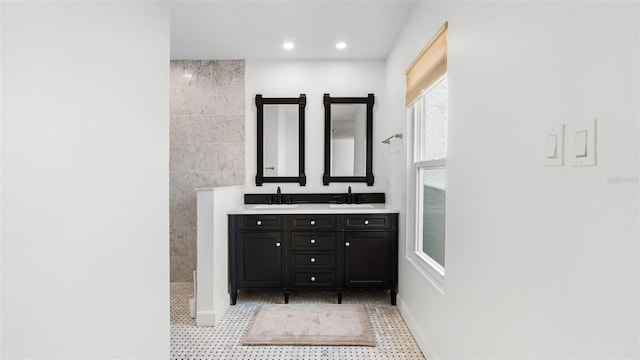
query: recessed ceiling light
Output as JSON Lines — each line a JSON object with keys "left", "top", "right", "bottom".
{"left": 283, "top": 42, "right": 295, "bottom": 50}
{"left": 336, "top": 42, "right": 347, "bottom": 50}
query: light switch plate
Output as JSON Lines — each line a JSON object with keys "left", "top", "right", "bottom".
{"left": 574, "top": 130, "right": 588, "bottom": 157}
{"left": 567, "top": 119, "right": 597, "bottom": 166}
{"left": 544, "top": 125, "right": 564, "bottom": 167}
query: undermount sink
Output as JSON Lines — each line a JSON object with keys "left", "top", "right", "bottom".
{"left": 251, "top": 204, "right": 300, "bottom": 209}
{"left": 329, "top": 204, "right": 375, "bottom": 209}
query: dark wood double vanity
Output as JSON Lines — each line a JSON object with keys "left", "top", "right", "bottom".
{"left": 230, "top": 91, "right": 398, "bottom": 305}
{"left": 228, "top": 210, "right": 398, "bottom": 305}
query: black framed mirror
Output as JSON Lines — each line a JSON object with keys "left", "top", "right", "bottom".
{"left": 255, "top": 94, "right": 306, "bottom": 186}
{"left": 323, "top": 93, "right": 374, "bottom": 186}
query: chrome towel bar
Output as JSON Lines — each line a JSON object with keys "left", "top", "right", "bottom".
{"left": 382, "top": 133, "right": 403, "bottom": 144}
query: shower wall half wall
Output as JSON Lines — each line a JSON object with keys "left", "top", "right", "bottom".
{"left": 169, "top": 60, "right": 245, "bottom": 281}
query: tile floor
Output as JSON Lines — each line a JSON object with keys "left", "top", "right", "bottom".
{"left": 170, "top": 282, "right": 426, "bottom": 360}
{"left": 171, "top": 282, "right": 196, "bottom": 326}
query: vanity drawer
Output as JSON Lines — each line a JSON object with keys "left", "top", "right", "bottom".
{"left": 292, "top": 271, "right": 334, "bottom": 287}
{"left": 289, "top": 215, "right": 336, "bottom": 230}
{"left": 344, "top": 214, "right": 390, "bottom": 230}
{"left": 292, "top": 252, "right": 334, "bottom": 268}
{"left": 291, "top": 233, "right": 335, "bottom": 250}
{"left": 236, "top": 215, "right": 282, "bottom": 231}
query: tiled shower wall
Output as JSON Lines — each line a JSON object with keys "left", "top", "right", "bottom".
{"left": 170, "top": 60, "right": 245, "bottom": 282}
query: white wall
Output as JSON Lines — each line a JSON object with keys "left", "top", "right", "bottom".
{"left": 245, "top": 60, "right": 387, "bottom": 193}
{"left": 386, "top": 1, "right": 640, "bottom": 358}
{"left": 1, "top": 2, "right": 169, "bottom": 358}
{"left": 196, "top": 186, "right": 243, "bottom": 326}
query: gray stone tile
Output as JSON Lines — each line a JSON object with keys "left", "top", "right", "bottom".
{"left": 170, "top": 172, "right": 191, "bottom": 203}
{"left": 170, "top": 60, "right": 191, "bottom": 87}
{"left": 186, "top": 227, "right": 197, "bottom": 257}
{"left": 170, "top": 226, "right": 190, "bottom": 257}
{"left": 171, "top": 60, "right": 217, "bottom": 87}
{"left": 217, "top": 143, "right": 245, "bottom": 171}
{"left": 170, "top": 172, "right": 196, "bottom": 227}
{"left": 170, "top": 255, "right": 179, "bottom": 282}
{"left": 194, "top": 143, "right": 217, "bottom": 171}
{"left": 170, "top": 144, "right": 196, "bottom": 171}
{"left": 170, "top": 201, "right": 196, "bottom": 228}
{"left": 214, "top": 115, "right": 245, "bottom": 143}
{"left": 170, "top": 115, "right": 190, "bottom": 145}
{"left": 172, "top": 255, "right": 195, "bottom": 282}
{"left": 169, "top": 86, "right": 187, "bottom": 114}
{"left": 189, "top": 115, "right": 216, "bottom": 144}
{"left": 187, "top": 60, "right": 216, "bottom": 87}
{"left": 212, "top": 59, "right": 245, "bottom": 86}
{"left": 189, "top": 115, "right": 244, "bottom": 144}
{"left": 172, "top": 86, "right": 217, "bottom": 115}
{"left": 216, "top": 87, "right": 245, "bottom": 115}
{"left": 188, "top": 86, "right": 217, "bottom": 114}
{"left": 190, "top": 171, "right": 217, "bottom": 189}
{"left": 170, "top": 59, "right": 246, "bottom": 285}
{"left": 186, "top": 243, "right": 196, "bottom": 267}
{"left": 218, "top": 171, "right": 245, "bottom": 186}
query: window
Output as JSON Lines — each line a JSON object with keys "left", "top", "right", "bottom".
{"left": 413, "top": 76, "right": 447, "bottom": 274}
{"left": 405, "top": 22, "right": 448, "bottom": 290}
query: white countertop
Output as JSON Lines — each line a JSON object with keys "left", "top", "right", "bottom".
{"left": 228, "top": 203, "right": 399, "bottom": 214}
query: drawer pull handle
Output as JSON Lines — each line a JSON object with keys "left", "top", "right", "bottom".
{"left": 310, "top": 220, "right": 316, "bottom": 225}
{"left": 310, "top": 276, "right": 316, "bottom": 282}
{"left": 310, "top": 257, "right": 316, "bottom": 263}
{"left": 364, "top": 220, "right": 369, "bottom": 225}
{"left": 345, "top": 242, "right": 350, "bottom": 247}
{"left": 275, "top": 242, "right": 281, "bottom": 247}
{"left": 257, "top": 220, "right": 262, "bottom": 226}
{"left": 310, "top": 239, "right": 316, "bottom": 244}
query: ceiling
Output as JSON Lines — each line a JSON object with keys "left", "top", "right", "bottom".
{"left": 169, "top": 0, "right": 416, "bottom": 60}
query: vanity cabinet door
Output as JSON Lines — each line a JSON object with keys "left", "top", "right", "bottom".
{"left": 343, "top": 231, "right": 389, "bottom": 288}
{"left": 237, "top": 232, "right": 283, "bottom": 288}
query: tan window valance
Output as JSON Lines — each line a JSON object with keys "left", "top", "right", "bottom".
{"left": 405, "top": 22, "right": 448, "bottom": 106}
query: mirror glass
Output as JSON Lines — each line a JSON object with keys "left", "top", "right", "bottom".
{"left": 330, "top": 104, "right": 367, "bottom": 176}
{"left": 323, "top": 93, "right": 374, "bottom": 186}
{"left": 255, "top": 94, "right": 306, "bottom": 186}
{"left": 263, "top": 104, "right": 299, "bottom": 177}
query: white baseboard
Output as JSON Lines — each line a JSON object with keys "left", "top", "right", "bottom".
{"left": 213, "top": 299, "right": 230, "bottom": 326}
{"left": 195, "top": 311, "right": 215, "bottom": 327}
{"left": 396, "top": 294, "right": 440, "bottom": 360}
{"left": 195, "top": 298, "right": 230, "bottom": 327}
